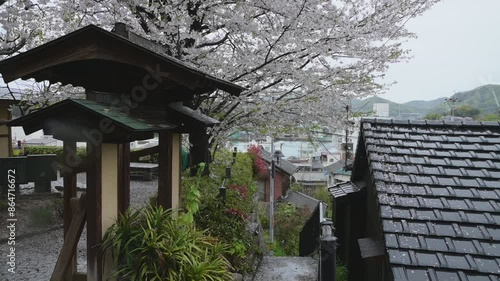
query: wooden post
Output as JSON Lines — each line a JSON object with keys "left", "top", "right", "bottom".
{"left": 101, "top": 143, "right": 119, "bottom": 233}
{"left": 101, "top": 143, "right": 119, "bottom": 280}
{"left": 63, "top": 140, "right": 78, "bottom": 236}
{"left": 0, "top": 102, "right": 11, "bottom": 157}
{"left": 158, "top": 132, "right": 181, "bottom": 210}
{"left": 171, "top": 133, "right": 181, "bottom": 210}
{"left": 117, "top": 143, "right": 130, "bottom": 214}
{"left": 62, "top": 140, "right": 78, "bottom": 280}
{"left": 86, "top": 142, "right": 102, "bottom": 281}
{"left": 158, "top": 131, "right": 172, "bottom": 209}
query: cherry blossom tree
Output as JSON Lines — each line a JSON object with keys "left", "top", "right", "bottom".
{"left": 0, "top": 0, "right": 440, "bottom": 146}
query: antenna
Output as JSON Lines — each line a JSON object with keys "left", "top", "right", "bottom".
{"left": 492, "top": 90, "right": 500, "bottom": 112}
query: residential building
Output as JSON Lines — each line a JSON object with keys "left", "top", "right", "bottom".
{"left": 330, "top": 118, "right": 500, "bottom": 281}
{"left": 258, "top": 149, "right": 298, "bottom": 201}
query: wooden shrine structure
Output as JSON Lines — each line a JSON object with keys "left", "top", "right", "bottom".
{"left": 0, "top": 23, "right": 245, "bottom": 281}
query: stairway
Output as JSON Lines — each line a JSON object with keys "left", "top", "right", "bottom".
{"left": 253, "top": 256, "right": 317, "bottom": 281}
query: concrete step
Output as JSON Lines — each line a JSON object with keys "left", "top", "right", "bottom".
{"left": 253, "top": 256, "right": 317, "bottom": 281}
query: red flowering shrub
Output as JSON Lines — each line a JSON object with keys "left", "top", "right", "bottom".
{"left": 227, "top": 184, "right": 248, "bottom": 198}
{"left": 247, "top": 145, "right": 268, "bottom": 178}
{"left": 225, "top": 208, "right": 247, "bottom": 220}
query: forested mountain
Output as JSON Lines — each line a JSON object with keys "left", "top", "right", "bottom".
{"left": 352, "top": 84, "right": 500, "bottom": 118}
{"left": 352, "top": 96, "right": 446, "bottom": 117}
{"left": 426, "top": 84, "right": 500, "bottom": 115}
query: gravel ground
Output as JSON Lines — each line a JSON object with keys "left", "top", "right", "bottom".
{"left": 0, "top": 175, "right": 158, "bottom": 281}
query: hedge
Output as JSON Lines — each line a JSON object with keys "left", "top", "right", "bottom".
{"left": 23, "top": 146, "right": 87, "bottom": 160}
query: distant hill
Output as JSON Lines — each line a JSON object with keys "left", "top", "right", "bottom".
{"left": 351, "top": 96, "right": 446, "bottom": 117}
{"left": 427, "top": 84, "right": 500, "bottom": 115}
{"left": 352, "top": 85, "right": 500, "bottom": 118}
{"left": 402, "top": 98, "right": 447, "bottom": 111}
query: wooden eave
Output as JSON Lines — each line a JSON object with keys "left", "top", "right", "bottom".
{"left": 0, "top": 25, "right": 245, "bottom": 98}
{"left": 8, "top": 99, "right": 176, "bottom": 143}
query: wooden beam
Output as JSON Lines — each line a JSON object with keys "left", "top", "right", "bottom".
{"left": 86, "top": 142, "right": 102, "bottom": 281}
{"left": 157, "top": 131, "right": 172, "bottom": 209}
{"left": 118, "top": 143, "right": 130, "bottom": 214}
{"left": 130, "top": 145, "right": 159, "bottom": 162}
{"left": 50, "top": 193, "right": 86, "bottom": 281}
{"left": 59, "top": 156, "right": 93, "bottom": 176}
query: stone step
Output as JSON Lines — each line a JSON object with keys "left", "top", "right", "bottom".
{"left": 253, "top": 256, "right": 317, "bottom": 281}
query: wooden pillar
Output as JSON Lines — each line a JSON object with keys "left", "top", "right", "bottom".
{"left": 0, "top": 102, "right": 11, "bottom": 157}
{"left": 63, "top": 140, "right": 78, "bottom": 236}
{"left": 101, "top": 143, "right": 119, "bottom": 234}
{"left": 158, "top": 132, "right": 182, "bottom": 210}
{"left": 117, "top": 143, "right": 130, "bottom": 214}
{"left": 171, "top": 133, "right": 181, "bottom": 210}
{"left": 101, "top": 143, "right": 119, "bottom": 280}
{"left": 86, "top": 142, "right": 102, "bottom": 281}
{"left": 62, "top": 140, "right": 78, "bottom": 279}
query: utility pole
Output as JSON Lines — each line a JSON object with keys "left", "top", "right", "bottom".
{"left": 345, "top": 105, "right": 349, "bottom": 168}
{"left": 269, "top": 135, "right": 275, "bottom": 256}
{"left": 492, "top": 90, "right": 500, "bottom": 112}
{"left": 445, "top": 96, "right": 459, "bottom": 118}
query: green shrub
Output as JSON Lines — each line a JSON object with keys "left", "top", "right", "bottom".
{"left": 102, "top": 206, "right": 233, "bottom": 281}
{"left": 148, "top": 149, "right": 261, "bottom": 274}
{"left": 312, "top": 185, "right": 332, "bottom": 217}
{"left": 273, "top": 203, "right": 308, "bottom": 256}
{"left": 29, "top": 207, "right": 55, "bottom": 227}
{"left": 210, "top": 150, "right": 256, "bottom": 189}
{"left": 258, "top": 203, "right": 269, "bottom": 230}
{"left": 195, "top": 195, "right": 254, "bottom": 273}
{"left": 24, "top": 146, "right": 86, "bottom": 161}
{"left": 337, "top": 264, "right": 348, "bottom": 281}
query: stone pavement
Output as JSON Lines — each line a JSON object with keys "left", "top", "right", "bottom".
{"left": 0, "top": 177, "right": 157, "bottom": 281}
{"left": 253, "top": 256, "right": 317, "bottom": 281}
{"left": 0, "top": 228, "right": 87, "bottom": 281}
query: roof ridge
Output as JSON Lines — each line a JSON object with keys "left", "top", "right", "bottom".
{"left": 361, "top": 117, "right": 500, "bottom": 128}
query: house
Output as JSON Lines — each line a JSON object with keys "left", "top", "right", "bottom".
{"left": 279, "top": 190, "right": 322, "bottom": 216}
{"left": 258, "top": 149, "right": 298, "bottom": 201}
{"left": 292, "top": 156, "right": 327, "bottom": 192}
{"left": 330, "top": 118, "right": 500, "bottom": 281}
{"left": 325, "top": 159, "right": 353, "bottom": 185}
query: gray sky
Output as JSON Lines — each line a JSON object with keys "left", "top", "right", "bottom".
{"left": 380, "top": 0, "right": 500, "bottom": 103}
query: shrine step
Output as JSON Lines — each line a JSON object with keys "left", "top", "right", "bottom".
{"left": 252, "top": 256, "right": 317, "bottom": 281}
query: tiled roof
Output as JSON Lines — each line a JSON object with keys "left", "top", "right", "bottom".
{"left": 325, "top": 159, "right": 353, "bottom": 174}
{"left": 360, "top": 118, "right": 500, "bottom": 280}
{"left": 280, "top": 190, "right": 321, "bottom": 214}
{"left": 328, "top": 181, "right": 362, "bottom": 198}
{"left": 261, "top": 149, "right": 298, "bottom": 175}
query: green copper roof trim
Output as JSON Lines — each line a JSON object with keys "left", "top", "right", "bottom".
{"left": 70, "top": 99, "right": 172, "bottom": 131}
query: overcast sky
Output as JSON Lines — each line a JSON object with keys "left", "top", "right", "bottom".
{"left": 380, "top": 0, "right": 500, "bottom": 103}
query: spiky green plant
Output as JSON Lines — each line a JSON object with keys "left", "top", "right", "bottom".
{"left": 102, "top": 205, "right": 233, "bottom": 281}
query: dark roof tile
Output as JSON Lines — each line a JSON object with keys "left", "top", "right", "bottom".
{"left": 358, "top": 119, "right": 500, "bottom": 277}
{"left": 481, "top": 121, "right": 500, "bottom": 126}
{"left": 260, "top": 149, "right": 298, "bottom": 175}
